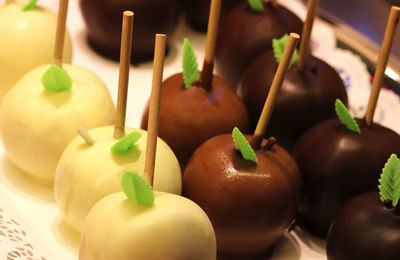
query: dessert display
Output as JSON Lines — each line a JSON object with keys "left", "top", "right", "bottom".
{"left": 141, "top": 0, "right": 249, "bottom": 165}
{"left": 183, "top": 34, "right": 302, "bottom": 258}
{"left": 183, "top": 0, "right": 243, "bottom": 32}
{"left": 80, "top": 0, "right": 180, "bottom": 64}
{"left": 0, "top": 0, "right": 72, "bottom": 103}
{"left": 326, "top": 154, "right": 400, "bottom": 260}
{"left": 293, "top": 6, "right": 400, "bottom": 237}
{"left": 79, "top": 36, "right": 216, "bottom": 259}
{"left": 54, "top": 16, "right": 181, "bottom": 232}
{"left": 79, "top": 172, "right": 216, "bottom": 260}
{"left": 238, "top": 0, "right": 348, "bottom": 151}
{"left": 0, "top": 0, "right": 114, "bottom": 184}
{"left": 215, "top": 0, "right": 303, "bottom": 87}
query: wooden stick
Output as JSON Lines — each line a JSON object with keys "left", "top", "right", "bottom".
{"left": 77, "top": 127, "right": 95, "bottom": 145}
{"left": 144, "top": 34, "right": 167, "bottom": 186}
{"left": 250, "top": 33, "right": 300, "bottom": 150}
{"left": 201, "top": 0, "right": 222, "bottom": 90}
{"left": 114, "top": 11, "right": 134, "bottom": 139}
{"left": 364, "top": 6, "right": 400, "bottom": 127}
{"left": 270, "top": 0, "right": 278, "bottom": 8}
{"left": 53, "top": 0, "right": 69, "bottom": 68}
{"left": 297, "top": 0, "right": 319, "bottom": 71}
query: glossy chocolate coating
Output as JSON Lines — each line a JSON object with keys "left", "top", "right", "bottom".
{"left": 141, "top": 73, "right": 249, "bottom": 166}
{"left": 293, "top": 118, "right": 400, "bottom": 237}
{"left": 183, "top": 134, "right": 302, "bottom": 258}
{"left": 183, "top": 0, "right": 244, "bottom": 32}
{"left": 215, "top": 2, "right": 303, "bottom": 87}
{"left": 80, "top": 0, "right": 180, "bottom": 64}
{"left": 327, "top": 192, "right": 400, "bottom": 260}
{"left": 238, "top": 51, "right": 348, "bottom": 151}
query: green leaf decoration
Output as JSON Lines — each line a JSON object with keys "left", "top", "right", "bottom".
{"left": 232, "top": 127, "right": 258, "bottom": 164}
{"left": 111, "top": 132, "right": 142, "bottom": 153}
{"left": 121, "top": 170, "right": 154, "bottom": 205}
{"left": 247, "top": 0, "right": 264, "bottom": 12}
{"left": 22, "top": 0, "right": 38, "bottom": 11}
{"left": 41, "top": 65, "right": 72, "bottom": 92}
{"left": 335, "top": 99, "right": 361, "bottom": 134}
{"left": 378, "top": 154, "right": 400, "bottom": 207}
{"left": 272, "top": 34, "right": 298, "bottom": 67}
{"left": 182, "top": 38, "right": 199, "bottom": 89}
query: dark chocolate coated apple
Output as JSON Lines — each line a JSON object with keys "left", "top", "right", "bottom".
{"left": 293, "top": 118, "right": 400, "bottom": 237}
{"left": 183, "top": 134, "right": 301, "bottom": 258}
{"left": 80, "top": 0, "right": 180, "bottom": 63}
{"left": 141, "top": 73, "right": 249, "bottom": 166}
{"left": 238, "top": 50, "right": 348, "bottom": 151}
{"left": 183, "top": 0, "right": 244, "bottom": 32}
{"left": 327, "top": 192, "right": 400, "bottom": 260}
{"left": 215, "top": 1, "right": 303, "bottom": 87}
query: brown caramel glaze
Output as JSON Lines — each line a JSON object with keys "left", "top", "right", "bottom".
{"left": 327, "top": 192, "right": 400, "bottom": 260}
{"left": 80, "top": 0, "right": 180, "bottom": 64}
{"left": 183, "top": 0, "right": 244, "bottom": 32}
{"left": 238, "top": 51, "right": 348, "bottom": 152}
{"left": 215, "top": 2, "right": 303, "bottom": 87}
{"left": 183, "top": 134, "right": 302, "bottom": 258}
{"left": 293, "top": 118, "right": 400, "bottom": 238}
{"left": 141, "top": 73, "right": 249, "bottom": 166}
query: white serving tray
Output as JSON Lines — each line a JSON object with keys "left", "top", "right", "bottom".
{"left": 0, "top": 0, "right": 399, "bottom": 259}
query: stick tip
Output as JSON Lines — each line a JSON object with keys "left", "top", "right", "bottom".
{"left": 156, "top": 33, "right": 167, "bottom": 39}
{"left": 392, "top": 6, "right": 400, "bottom": 11}
{"left": 123, "top": 10, "right": 134, "bottom": 17}
{"left": 289, "top": 33, "right": 300, "bottom": 39}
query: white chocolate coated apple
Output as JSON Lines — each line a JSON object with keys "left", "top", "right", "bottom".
{"left": 0, "top": 64, "right": 114, "bottom": 184}
{"left": 0, "top": 2, "right": 73, "bottom": 102}
{"left": 54, "top": 126, "right": 182, "bottom": 232}
{"left": 79, "top": 192, "right": 216, "bottom": 260}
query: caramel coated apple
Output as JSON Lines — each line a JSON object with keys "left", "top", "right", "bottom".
{"left": 238, "top": 50, "right": 348, "bottom": 151}
{"left": 183, "top": 134, "right": 301, "bottom": 258}
{"left": 141, "top": 73, "right": 249, "bottom": 166}
{"left": 293, "top": 118, "right": 400, "bottom": 237}
{"left": 215, "top": 1, "right": 303, "bottom": 87}
{"left": 80, "top": 0, "right": 180, "bottom": 63}
{"left": 327, "top": 192, "right": 400, "bottom": 260}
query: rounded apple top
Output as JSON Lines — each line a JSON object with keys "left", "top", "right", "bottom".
{"left": 327, "top": 191, "right": 400, "bottom": 260}
{"left": 215, "top": 1, "right": 303, "bottom": 87}
{"left": 79, "top": 191, "right": 216, "bottom": 260}
{"left": 0, "top": 64, "right": 114, "bottom": 184}
{"left": 238, "top": 49, "right": 348, "bottom": 151}
{"left": 0, "top": 2, "right": 73, "bottom": 103}
{"left": 141, "top": 72, "right": 249, "bottom": 165}
{"left": 54, "top": 125, "right": 182, "bottom": 232}
{"left": 183, "top": 133, "right": 301, "bottom": 255}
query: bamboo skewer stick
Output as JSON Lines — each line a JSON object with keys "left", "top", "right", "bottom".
{"left": 364, "top": 6, "right": 400, "bottom": 127}
{"left": 297, "top": 0, "right": 319, "bottom": 71}
{"left": 250, "top": 33, "right": 300, "bottom": 150}
{"left": 114, "top": 11, "right": 134, "bottom": 139}
{"left": 201, "top": 0, "right": 222, "bottom": 90}
{"left": 53, "top": 0, "right": 69, "bottom": 68}
{"left": 144, "top": 34, "right": 167, "bottom": 186}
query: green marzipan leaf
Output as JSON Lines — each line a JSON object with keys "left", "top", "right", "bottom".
{"left": 272, "top": 34, "right": 298, "bottom": 67}
{"left": 232, "top": 127, "right": 258, "bottom": 164}
{"left": 378, "top": 154, "right": 400, "bottom": 207}
{"left": 335, "top": 99, "right": 361, "bottom": 134}
{"left": 121, "top": 170, "right": 154, "bottom": 205}
{"left": 22, "top": 0, "right": 38, "bottom": 11}
{"left": 41, "top": 65, "right": 72, "bottom": 92}
{"left": 111, "top": 132, "right": 142, "bottom": 153}
{"left": 182, "top": 38, "right": 199, "bottom": 89}
{"left": 247, "top": 0, "right": 264, "bottom": 12}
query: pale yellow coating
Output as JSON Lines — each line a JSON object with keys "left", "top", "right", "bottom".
{"left": 54, "top": 126, "right": 182, "bottom": 232}
{"left": 0, "top": 2, "right": 73, "bottom": 103}
{"left": 79, "top": 192, "right": 216, "bottom": 260}
{"left": 0, "top": 64, "right": 115, "bottom": 184}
